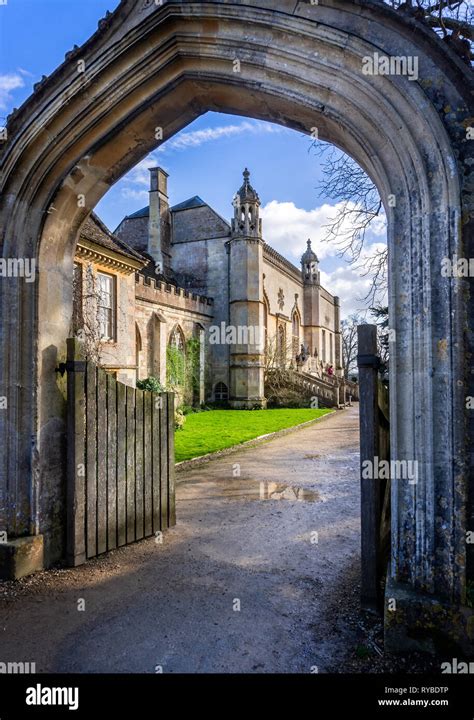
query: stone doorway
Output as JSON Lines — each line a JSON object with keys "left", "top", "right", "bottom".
{"left": 0, "top": 0, "right": 472, "bottom": 651}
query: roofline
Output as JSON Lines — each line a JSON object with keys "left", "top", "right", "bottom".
{"left": 87, "top": 211, "right": 148, "bottom": 264}
{"left": 76, "top": 237, "right": 147, "bottom": 274}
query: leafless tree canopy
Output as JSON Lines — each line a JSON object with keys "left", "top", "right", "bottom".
{"left": 341, "top": 314, "right": 365, "bottom": 379}
{"left": 384, "top": 1, "right": 473, "bottom": 63}
{"left": 311, "top": 1, "right": 472, "bottom": 306}
{"left": 311, "top": 142, "right": 388, "bottom": 306}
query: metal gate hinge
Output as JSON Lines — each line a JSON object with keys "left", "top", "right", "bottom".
{"left": 357, "top": 354, "right": 381, "bottom": 369}
{"left": 56, "top": 360, "right": 87, "bottom": 376}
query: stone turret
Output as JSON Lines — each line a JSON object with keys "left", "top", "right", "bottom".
{"left": 231, "top": 167, "right": 263, "bottom": 238}
{"left": 301, "top": 239, "right": 320, "bottom": 285}
{"left": 301, "top": 239, "right": 320, "bottom": 357}
{"left": 228, "top": 169, "right": 266, "bottom": 409}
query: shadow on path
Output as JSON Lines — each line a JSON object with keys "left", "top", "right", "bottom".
{"left": 0, "top": 407, "right": 361, "bottom": 673}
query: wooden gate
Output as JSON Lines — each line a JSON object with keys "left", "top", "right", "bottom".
{"left": 357, "top": 324, "right": 390, "bottom": 611}
{"left": 66, "top": 338, "right": 176, "bottom": 566}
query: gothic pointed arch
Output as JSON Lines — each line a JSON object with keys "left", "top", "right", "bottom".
{"left": 263, "top": 288, "right": 270, "bottom": 355}
{"left": 168, "top": 324, "right": 185, "bottom": 353}
{"left": 0, "top": 0, "right": 471, "bottom": 649}
{"left": 135, "top": 323, "right": 143, "bottom": 381}
{"left": 291, "top": 307, "right": 302, "bottom": 359}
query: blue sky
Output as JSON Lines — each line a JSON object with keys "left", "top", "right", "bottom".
{"left": 0, "top": 0, "right": 387, "bottom": 316}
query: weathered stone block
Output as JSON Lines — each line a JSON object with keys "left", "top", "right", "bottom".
{"left": 0, "top": 535, "right": 44, "bottom": 580}
{"left": 384, "top": 574, "right": 474, "bottom": 656}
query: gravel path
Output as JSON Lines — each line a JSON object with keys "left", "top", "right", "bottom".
{"left": 0, "top": 408, "right": 368, "bottom": 673}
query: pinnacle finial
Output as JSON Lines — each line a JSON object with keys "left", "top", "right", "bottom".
{"left": 307, "top": 239, "right": 311, "bottom": 248}
{"left": 243, "top": 168, "right": 250, "bottom": 180}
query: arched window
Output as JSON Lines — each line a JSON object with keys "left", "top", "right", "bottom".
{"left": 169, "top": 325, "right": 185, "bottom": 352}
{"left": 292, "top": 311, "right": 300, "bottom": 358}
{"left": 215, "top": 382, "right": 229, "bottom": 401}
{"left": 277, "top": 324, "right": 286, "bottom": 368}
{"left": 136, "top": 324, "right": 142, "bottom": 381}
{"left": 167, "top": 325, "right": 186, "bottom": 386}
{"left": 263, "top": 295, "right": 269, "bottom": 355}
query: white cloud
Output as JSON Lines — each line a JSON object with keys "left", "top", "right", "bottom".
{"left": 260, "top": 199, "right": 387, "bottom": 317}
{"left": 159, "top": 120, "right": 287, "bottom": 153}
{"left": 120, "top": 187, "right": 149, "bottom": 203}
{"left": 0, "top": 73, "right": 25, "bottom": 112}
{"left": 320, "top": 242, "right": 388, "bottom": 317}
{"left": 261, "top": 199, "right": 386, "bottom": 263}
{"left": 121, "top": 157, "right": 164, "bottom": 188}
{"left": 119, "top": 121, "right": 289, "bottom": 191}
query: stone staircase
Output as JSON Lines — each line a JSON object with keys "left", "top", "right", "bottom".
{"left": 265, "top": 368, "right": 358, "bottom": 409}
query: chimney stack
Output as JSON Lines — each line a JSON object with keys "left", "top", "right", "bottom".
{"left": 148, "top": 167, "right": 169, "bottom": 273}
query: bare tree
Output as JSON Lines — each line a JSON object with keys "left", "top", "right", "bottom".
{"left": 311, "top": 0, "right": 472, "bottom": 305}
{"left": 71, "top": 262, "right": 105, "bottom": 365}
{"left": 263, "top": 332, "right": 294, "bottom": 375}
{"left": 385, "top": 1, "right": 473, "bottom": 63}
{"left": 311, "top": 143, "right": 388, "bottom": 306}
{"left": 264, "top": 332, "right": 302, "bottom": 406}
{"left": 341, "top": 313, "right": 365, "bottom": 379}
{"left": 370, "top": 305, "right": 390, "bottom": 370}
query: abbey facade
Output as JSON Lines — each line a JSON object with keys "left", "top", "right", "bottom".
{"left": 73, "top": 168, "right": 342, "bottom": 408}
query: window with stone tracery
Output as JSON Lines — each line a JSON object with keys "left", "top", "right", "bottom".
{"left": 292, "top": 311, "right": 300, "bottom": 358}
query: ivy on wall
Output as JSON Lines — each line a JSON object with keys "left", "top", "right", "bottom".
{"left": 166, "top": 336, "right": 201, "bottom": 404}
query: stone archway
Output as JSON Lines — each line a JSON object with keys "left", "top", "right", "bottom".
{"left": 0, "top": 0, "right": 472, "bottom": 651}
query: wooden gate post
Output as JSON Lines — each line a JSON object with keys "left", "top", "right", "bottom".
{"left": 357, "top": 324, "right": 381, "bottom": 610}
{"left": 167, "top": 392, "right": 176, "bottom": 527}
{"left": 66, "top": 338, "right": 87, "bottom": 567}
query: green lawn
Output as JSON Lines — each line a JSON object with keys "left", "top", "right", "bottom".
{"left": 174, "top": 408, "right": 333, "bottom": 463}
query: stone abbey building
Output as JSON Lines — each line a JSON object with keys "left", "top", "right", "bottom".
{"left": 73, "top": 168, "right": 343, "bottom": 408}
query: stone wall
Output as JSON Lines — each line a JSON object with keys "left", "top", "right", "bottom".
{"left": 172, "top": 204, "right": 230, "bottom": 245}
{"left": 263, "top": 245, "right": 340, "bottom": 370}
{"left": 134, "top": 274, "right": 214, "bottom": 400}
{"left": 171, "top": 207, "right": 232, "bottom": 399}
{"left": 114, "top": 215, "right": 148, "bottom": 255}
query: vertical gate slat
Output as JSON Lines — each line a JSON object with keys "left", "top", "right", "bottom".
{"left": 96, "top": 368, "right": 107, "bottom": 555}
{"left": 160, "top": 393, "right": 169, "bottom": 530}
{"left": 152, "top": 394, "right": 162, "bottom": 533}
{"left": 167, "top": 392, "right": 176, "bottom": 527}
{"left": 66, "top": 338, "right": 87, "bottom": 567}
{"left": 135, "top": 390, "right": 144, "bottom": 540}
{"left": 144, "top": 392, "right": 153, "bottom": 537}
{"left": 116, "top": 381, "right": 126, "bottom": 547}
{"left": 86, "top": 364, "right": 97, "bottom": 559}
{"left": 126, "top": 386, "right": 136, "bottom": 543}
{"left": 357, "top": 324, "right": 382, "bottom": 610}
{"left": 107, "top": 374, "right": 117, "bottom": 550}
